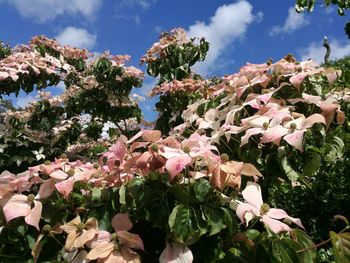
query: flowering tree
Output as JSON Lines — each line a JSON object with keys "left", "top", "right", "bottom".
{"left": 0, "top": 36, "right": 144, "bottom": 173}
{"left": 141, "top": 28, "right": 209, "bottom": 134}
{"left": 0, "top": 30, "right": 349, "bottom": 262}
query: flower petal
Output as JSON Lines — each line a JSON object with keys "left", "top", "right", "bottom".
{"left": 260, "top": 125, "right": 289, "bottom": 144}
{"left": 55, "top": 178, "right": 75, "bottom": 198}
{"left": 267, "top": 208, "right": 304, "bottom": 229}
{"left": 50, "top": 170, "right": 68, "bottom": 180}
{"left": 159, "top": 242, "right": 193, "bottom": 263}
{"left": 159, "top": 243, "right": 193, "bottom": 263}
{"left": 261, "top": 215, "right": 290, "bottom": 234}
{"left": 87, "top": 242, "right": 114, "bottom": 260}
{"left": 117, "top": 231, "right": 144, "bottom": 251}
{"left": 61, "top": 216, "right": 81, "bottom": 234}
{"left": 284, "top": 130, "right": 306, "bottom": 151}
{"left": 86, "top": 230, "right": 111, "bottom": 248}
{"left": 74, "top": 228, "right": 98, "bottom": 248}
{"left": 236, "top": 203, "right": 259, "bottom": 225}
{"left": 165, "top": 155, "right": 192, "bottom": 181}
{"left": 240, "top": 128, "right": 263, "bottom": 146}
{"left": 142, "top": 130, "right": 161, "bottom": 142}
{"left": 36, "top": 178, "right": 55, "bottom": 199}
{"left": 1, "top": 194, "right": 31, "bottom": 223}
{"left": 25, "top": 200, "right": 42, "bottom": 230}
{"left": 112, "top": 213, "right": 133, "bottom": 232}
{"left": 301, "top": 113, "right": 326, "bottom": 129}
{"left": 242, "top": 182, "right": 263, "bottom": 209}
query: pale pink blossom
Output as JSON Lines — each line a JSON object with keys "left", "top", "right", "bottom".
{"left": 0, "top": 194, "right": 42, "bottom": 230}
{"left": 236, "top": 182, "right": 304, "bottom": 234}
{"left": 159, "top": 242, "right": 193, "bottom": 263}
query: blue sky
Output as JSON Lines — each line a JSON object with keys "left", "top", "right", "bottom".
{"left": 0, "top": 0, "right": 349, "bottom": 121}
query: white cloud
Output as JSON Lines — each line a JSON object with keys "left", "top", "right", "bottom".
{"left": 3, "top": 0, "right": 102, "bottom": 23}
{"left": 187, "top": 0, "right": 260, "bottom": 75}
{"left": 55, "top": 27, "right": 97, "bottom": 49}
{"left": 115, "top": 14, "right": 141, "bottom": 25}
{"left": 119, "top": 0, "right": 157, "bottom": 10}
{"left": 16, "top": 95, "right": 36, "bottom": 108}
{"left": 270, "top": 7, "right": 309, "bottom": 35}
{"left": 300, "top": 38, "right": 350, "bottom": 63}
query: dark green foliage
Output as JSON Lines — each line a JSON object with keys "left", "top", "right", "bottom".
{"left": 296, "top": 0, "right": 350, "bottom": 15}
{"left": 144, "top": 35, "right": 209, "bottom": 85}
{"left": 0, "top": 42, "right": 11, "bottom": 59}
{"left": 155, "top": 91, "right": 201, "bottom": 134}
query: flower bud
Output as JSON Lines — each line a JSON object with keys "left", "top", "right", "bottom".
{"left": 27, "top": 194, "right": 35, "bottom": 202}
{"left": 221, "top": 153, "right": 229, "bottom": 162}
{"left": 77, "top": 222, "right": 85, "bottom": 231}
{"left": 42, "top": 224, "right": 51, "bottom": 232}
{"left": 290, "top": 123, "right": 297, "bottom": 130}
{"left": 260, "top": 203, "right": 270, "bottom": 215}
{"left": 67, "top": 168, "right": 75, "bottom": 177}
{"left": 150, "top": 143, "right": 159, "bottom": 152}
{"left": 183, "top": 146, "right": 191, "bottom": 154}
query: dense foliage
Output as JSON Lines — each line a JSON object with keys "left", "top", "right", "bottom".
{"left": 0, "top": 29, "right": 349, "bottom": 263}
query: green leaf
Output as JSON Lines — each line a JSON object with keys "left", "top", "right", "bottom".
{"left": 91, "top": 187, "right": 102, "bottom": 202}
{"left": 292, "top": 229, "right": 316, "bottom": 262}
{"left": 224, "top": 246, "right": 255, "bottom": 263}
{"left": 333, "top": 215, "right": 349, "bottom": 227}
{"left": 245, "top": 229, "right": 260, "bottom": 241}
{"left": 302, "top": 153, "right": 321, "bottom": 177}
{"left": 271, "top": 239, "right": 301, "bottom": 263}
{"left": 278, "top": 151, "right": 300, "bottom": 181}
{"left": 205, "top": 207, "right": 225, "bottom": 236}
{"left": 168, "top": 204, "right": 204, "bottom": 245}
{"left": 193, "top": 179, "right": 212, "bottom": 202}
{"left": 325, "top": 136, "right": 344, "bottom": 162}
{"left": 222, "top": 207, "right": 236, "bottom": 235}
{"left": 169, "top": 184, "right": 189, "bottom": 204}
{"left": 330, "top": 231, "right": 350, "bottom": 263}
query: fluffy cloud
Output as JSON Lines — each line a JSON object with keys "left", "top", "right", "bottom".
{"left": 55, "top": 27, "right": 97, "bottom": 49}
{"left": 270, "top": 7, "right": 309, "bottom": 35}
{"left": 119, "top": 0, "right": 157, "bottom": 10}
{"left": 300, "top": 38, "right": 350, "bottom": 63}
{"left": 187, "top": 0, "right": 260, "bottom": 75}
{"left": 3, "top": 0, "right": 102, "bottom": 22}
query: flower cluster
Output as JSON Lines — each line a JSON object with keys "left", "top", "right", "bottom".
{"left": 149, "top": 78, "right": 208, "bottom": 96}
{"left": 140, "top": 28, "right": 189, "bottom": 64}
{"left": 175, "top": 55, "right": 344, "bottom": 153}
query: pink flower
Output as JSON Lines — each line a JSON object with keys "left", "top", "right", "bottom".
{"left": 0, "top": 194, "right": 42, "bottom": 230}
{"left": 161, "top": 133, "right": 218, "bottom": 180}
{"left": 60, "top": 216, "right": 98, "bottom": 251}
{"left": 236, "top": 182, "right": 304, "bottom": 234}
{"left": 159, "top": 242, "right": 193, "bottom": 263}
{"left": 86, "top": 213, "right": 143, "bottom": 263}
{"left": 55, "top": 177, "right": 75, "bottom": 198}
{"left": 165, "top": 155, "right": 192, "bottom": 181}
